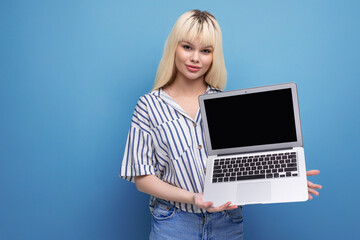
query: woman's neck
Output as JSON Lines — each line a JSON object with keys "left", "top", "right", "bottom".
{"left": 166, "top": 75, "right": 208, "bottom": 98}
{"left": 163, "top": 76, "right": 207, "bottom": 120}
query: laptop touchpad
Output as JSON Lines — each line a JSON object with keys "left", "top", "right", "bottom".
{"left": 236, "top": 182, "right": 271, "bottom": 203}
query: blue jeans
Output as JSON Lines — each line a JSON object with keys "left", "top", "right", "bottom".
{"left": 149, "top": 199, "right": 244, "bottom": 240}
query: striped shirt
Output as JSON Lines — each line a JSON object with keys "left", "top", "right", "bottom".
{"left": 119, "top": 85, "right": 221, "bottom": 213}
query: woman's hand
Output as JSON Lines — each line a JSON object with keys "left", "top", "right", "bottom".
{"left": 193, "top": 193, "right": 238, "bottom": 212}
{"left": 306, "top": 170, "right": 322, "bottom": 200}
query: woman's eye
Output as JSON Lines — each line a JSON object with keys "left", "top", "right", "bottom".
{"left": 202, "top": 49, "right": 212, "bottom": 54}
{"left": 183, "top": 45, "right": 191, "bottom": 50}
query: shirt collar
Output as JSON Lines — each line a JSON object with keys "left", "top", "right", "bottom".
{"left": 205, "top": 85, "right": 222, "bottom": 94}
{"left": 150, "top": 85, "right": 222, "bottom": 121}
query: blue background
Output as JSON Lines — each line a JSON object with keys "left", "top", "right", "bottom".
{"left": 1, "top": 0, "right": 359, "bottom": 239}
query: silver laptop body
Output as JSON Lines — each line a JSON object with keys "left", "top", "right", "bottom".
{"left": 199, "top": 83, "right": 308, "bottom": 206}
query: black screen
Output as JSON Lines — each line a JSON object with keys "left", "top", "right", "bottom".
{"left": 204, "top": 88, "right": 297, "bottom": 150}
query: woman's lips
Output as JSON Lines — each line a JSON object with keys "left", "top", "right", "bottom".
{"left": 186, "top": 65, "right": 201, "bottom": 72}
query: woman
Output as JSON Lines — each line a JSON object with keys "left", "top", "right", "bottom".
{"left": 120, "top": 10, "right": 322, "bottom": 240}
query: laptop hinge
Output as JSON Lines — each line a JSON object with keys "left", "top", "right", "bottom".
{"left": 217, "top": 147, "right": 295, "bottom": 156}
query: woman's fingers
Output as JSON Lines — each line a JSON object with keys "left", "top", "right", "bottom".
{"left": 307, "top": 178, "right": 322, "bottom": 200}
{"left": 308, "top": 180, "right": 322, "bottom": 189}
{"left": 207, "top": 201, "right": 231, "bottom": 212}
{"left": 225, "top": 204, "right": 239, "bottom": 210}
{"left": 306, "top": 170, "right": 322, "bottom": 200}
{"left": 207, "top": 202, "right": 238, "bottom": 212}
{"left": 308, "top": 187, "right": 319, "bottom": 196}
{"left": 306, "top": 169, "right": 320, "bottom": 176}
{"left": 308, "top": 194, "right": 313, "bottom": 200}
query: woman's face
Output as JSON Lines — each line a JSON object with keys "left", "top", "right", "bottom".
{"left": 174, "top": 39, "right": 213, "bottom": 83}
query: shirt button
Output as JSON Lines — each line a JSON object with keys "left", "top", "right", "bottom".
{"left": 198, "top": 145, "right": 202, "bottom": 150}
{"left": 204, "top": 168, "right": 206, "bottom": 173}
{"left": 193, "top": 122, "right": 197, "bottom": 127}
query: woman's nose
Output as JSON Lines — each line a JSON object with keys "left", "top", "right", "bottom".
{"left": 190, "top": 51, "right": 199, "bottom": 63}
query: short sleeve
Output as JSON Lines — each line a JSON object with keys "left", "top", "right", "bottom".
{"left": 119, "top": 97, "right": 156, "bottom": 183}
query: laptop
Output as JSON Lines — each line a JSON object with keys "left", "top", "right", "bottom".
{"left": 199, "top": 82, "right": 308, "bottom": 206}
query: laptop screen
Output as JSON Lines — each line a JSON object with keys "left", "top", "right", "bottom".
{"left": 203, "top": 88, "right": 297, "bottom": 150}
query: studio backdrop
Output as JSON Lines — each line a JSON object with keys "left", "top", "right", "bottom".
{"left": 1, "top": 0, "right": 359, "bottom": 239}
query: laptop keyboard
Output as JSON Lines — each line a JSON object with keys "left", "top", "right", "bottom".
{"left": 212, "top": 152, "right": 298, "bottom": 183}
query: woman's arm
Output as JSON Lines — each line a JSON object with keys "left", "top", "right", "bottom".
{"left": 134, "top": 175, "right": 195, "bottom": 204}
{"left": 134, "top": 175, "right": 238, "bottom": 212}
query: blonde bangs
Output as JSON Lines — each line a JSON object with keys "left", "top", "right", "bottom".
{"left": 177, "top": 18, "right": 217, "bottom": 48}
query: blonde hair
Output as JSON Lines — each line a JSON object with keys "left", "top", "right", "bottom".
{"left": 153, "top": 10, "right": 227, "bottom": 90}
